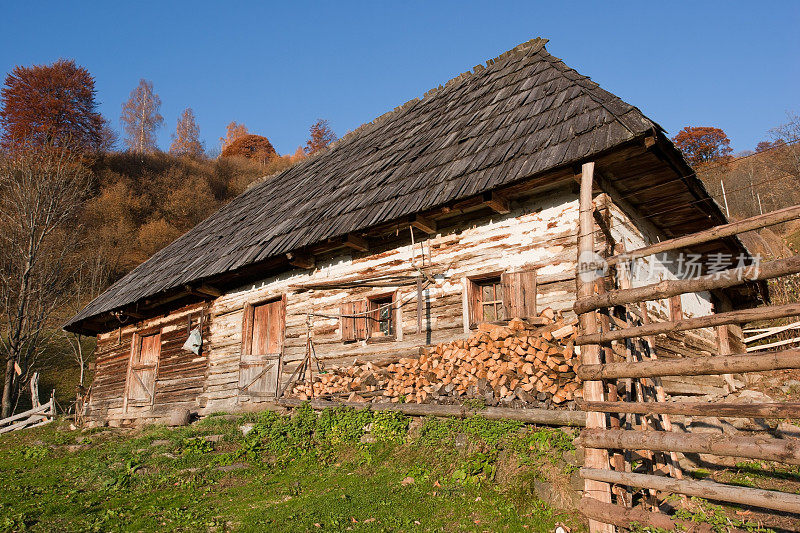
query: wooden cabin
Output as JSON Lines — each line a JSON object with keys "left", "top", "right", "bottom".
{"left": 65, "top": 38, "right": 751, "bottom": 425}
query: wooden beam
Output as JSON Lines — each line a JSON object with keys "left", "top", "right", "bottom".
{"left": 604, "top": 204, "right": 800, "bottom": 267}
{"left": 577, "top": 347, "right": 800, "bottom": 380}
{"left": 277, "top": 398, "right": 585, "bottom": 426}
{"left": 410, "top": 214, "right": 437, "bottom": 234}
{"left": 575, "top": 255, "right": 800, "bottom": 314}
{"left": 580, "top": 467, "right": 800, "bottom": 514}
{"left": 578, "top": 428, "right": 800, "bottom": 466}
{"left": 576, "top": 302, "right": 800, "bottom": 345}
{"left": 196, "top": 284, "right": 222, "bottom": 298}
{"left": 578, "top": 400, "right": 800, "bottom": 419}
{"left": 342, "top": 233, "right": 369, "bottom": 252}
{"left": 286, "top": 251, "right": 315, "bottom": 269}
{"left": 579, "top": 498, "right": 743, "bottom": 533}
{"left": 482, "top": 191, "right": 510, "bottom": 214}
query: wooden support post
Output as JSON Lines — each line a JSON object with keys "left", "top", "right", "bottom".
{"left": 576, "top": 161, "right": 614, "bottom": 533}
{"left": 575, "top": 302, "right": 800, "bottom": 345}
{"left": 578, "top": 428, "right": 800, "bottom": 466}
{"left": 581, "top": 468, "right": 800, "bottom": 514}
{"left": 416, "top": 277, "right": 424, "bottom": 334}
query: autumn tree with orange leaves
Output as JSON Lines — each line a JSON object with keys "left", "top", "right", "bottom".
{"left": 305, "top": 119, "right": 336, "bottom": 155}
{"left": 169, "top": 107, "right": 204, "bottom": 157}
{"left": 220, "top": 134, "right": 277, "bottom": 164}
{"left": 0, "top": 59, "right": 107, "bottom": 152}
{"left": 219, "top": 121, "right": 249, "bottom": 151}
{"left": 672, "top": 126, "right": 733, "bottom": 168}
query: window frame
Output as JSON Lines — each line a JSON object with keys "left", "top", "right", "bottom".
{"left": 241, "top": 295, "right": 287, "bottom": 357}
{"left": 366, "top": 292, "right": 398, "bottom": 343}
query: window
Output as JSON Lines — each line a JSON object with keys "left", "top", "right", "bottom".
{"left": 465, "top": 270, "right": 537, "bottom": 329}
{"left": 477, "top": 277, "right": 504, "bottom": 322}
{"left": 341, "top": 293, "right": 398, "bottom": 343}
{"left": 368, "top": 294, "right": 396, "bottom": 340}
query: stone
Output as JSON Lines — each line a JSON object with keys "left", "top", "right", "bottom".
{"left": 400, "top": 476, "right": 414, "bottom": 486}
{"left": 775, "top": 422, "right": 800, "bottom": 439}
{"left": 168, "top": 409, "right": 191, "bottom": 427}
{"left": 732, "top": 390, "right": 774, "bottom": 403}
{"left": 150, "top": 439, "right": 171, "bottom": 447}
{"left": 215, "top": 463, "right": 248, "bottom": 472}
{"left": 688, "top": 416, "right": 723, "bottom": 435}
{"left": 360, "top": 433, "right": 377, "bottom": 444}
{"left": 534, "top": 479, "right": 580, "bottom": 509}
{"left": 239, "top": 423, "right": 255, "bottom": 436}
{"left": 204, "top": 434, "right": 224, "bottom": 443}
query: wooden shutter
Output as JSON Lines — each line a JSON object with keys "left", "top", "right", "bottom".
{"left": 127, "top": 332, "right": 160, "bottom": 405}
{"left": 466, "top": 279, "right": 480, "bottom": 327}
{"left": 353, "top": 299, "right": 367, "bottom": 340}
{"left": 341, "top": 300, "right": 367, "bottom": 341}
{"left": 341, "top": 302, "right": 355, "bottom": 341}
{"left": 501, "top": 270, "right": 537, "bottom": 320}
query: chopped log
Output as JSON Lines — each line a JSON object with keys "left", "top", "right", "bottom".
{"left": 578, "top": 400, "right": 800, "bottom": 419}
{"left": 604, "top": 204, "right": 800, "bottom": 267}
{"left": 576, "top": 302, "right": 800, "bottom": 345}
{"left": 577, "top": 348, "right": 800, "bottom": 380}
{"left": 277, "top": 398, "right": 585, "bottom": 426}
{"left": 574, "top": 255, "right": 800, "bottom": 314}
{"left": 578, "top": 428, "right": 800, "bottom": 466}
{"left": 578, "top": 498, "right": 746, "bottom": 532}
{"left": 580, "top": 468, "right": 800, "bottom": 514}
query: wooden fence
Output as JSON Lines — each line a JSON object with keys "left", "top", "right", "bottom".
{"left": 575, "top": 162, "right": 800, "bottom": 531}
{"left": 0, "top": 392, "right": 55, "bottom": 434}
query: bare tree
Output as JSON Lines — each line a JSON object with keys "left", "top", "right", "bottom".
{"left": 0, "top": 145, "right": 91, "bottom": 417}
{"left": 169, "top": 107, "right": 204, "bottom": 157}
{"left": 120, "top": 79, "right": 163, "bottom": 153}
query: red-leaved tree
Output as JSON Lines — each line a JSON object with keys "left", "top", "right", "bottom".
{"left": 0, "top": 59, "right": 107, "bottom": 152}
{"left": 220, "top": 134, "right": 277, "bottom": 165}
{"left": 672, "top": 126, "right": 733, "bottom": 168}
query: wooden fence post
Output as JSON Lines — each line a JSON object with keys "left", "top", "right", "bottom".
{"left": 577, "top": 161, "right": 614, "bottom": 533}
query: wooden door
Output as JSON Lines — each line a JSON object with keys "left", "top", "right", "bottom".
{"left": 126, "top": 332, "right": 161, "bottom": 406}
{"left": 239, "top": 298, "right": 284, "bottom": 398}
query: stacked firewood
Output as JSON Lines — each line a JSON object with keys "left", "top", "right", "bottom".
{"left": 290, "top": 308, "right": 582, "bottom": 407}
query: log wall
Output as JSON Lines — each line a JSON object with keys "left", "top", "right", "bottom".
{"left": 88, "top": 302, "right": 210, "bottom": 423}
{"left": 85, "top": 184, "right": 722, "bottom": 423}
{"left": 200, "top": 187, "right": 582, "bottom": 413}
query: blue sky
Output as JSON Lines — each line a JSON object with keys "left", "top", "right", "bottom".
{"left": 1, "top": 1, "right": 798, "bottom": 155}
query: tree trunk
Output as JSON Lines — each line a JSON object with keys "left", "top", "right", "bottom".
{"left": 2, "top": 357, "right": 15, "bottom": 418}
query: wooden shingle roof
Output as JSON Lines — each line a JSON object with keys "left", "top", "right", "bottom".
{"left": 66, "top": 38, "right": 669, "bottom": 332}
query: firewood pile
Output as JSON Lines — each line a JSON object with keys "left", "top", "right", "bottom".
{"left": 289, "top": 308, "right": 582, "bottom": 408}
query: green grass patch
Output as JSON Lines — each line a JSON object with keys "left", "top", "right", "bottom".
{"left": 0, "top": 405, "right": 581, "bottom": 532}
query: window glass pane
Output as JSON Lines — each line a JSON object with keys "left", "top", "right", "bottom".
{"left": 483, "top": 304, "right": 496, "bottom": 322}
{"left": 481, "top": 284, "right": 493, "bottom": 300}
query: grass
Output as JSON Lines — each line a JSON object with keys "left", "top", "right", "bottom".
{"left": 0, "top": 406, "right": 583, "bottom": 532}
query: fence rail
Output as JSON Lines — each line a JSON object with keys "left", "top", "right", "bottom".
{"left": 575, "top": 160, "right": 800, "bottom": 531}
